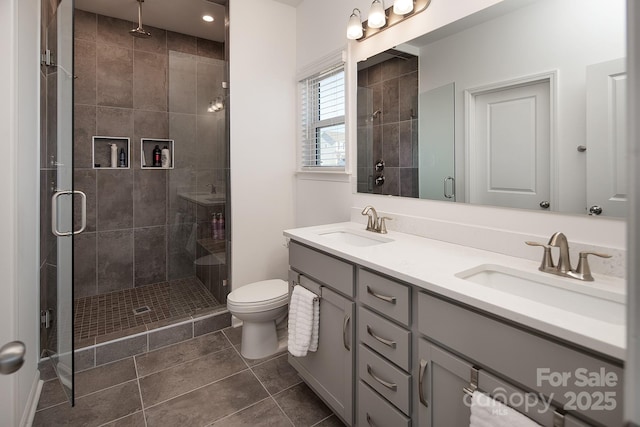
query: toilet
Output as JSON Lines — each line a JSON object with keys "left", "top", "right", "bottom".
{"left": 226, "top": 279, "right": 289, "bottom": 360}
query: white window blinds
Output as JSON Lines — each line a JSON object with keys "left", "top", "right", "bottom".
{"left": 299, "top": 63, "right": 346, "bottom": 169}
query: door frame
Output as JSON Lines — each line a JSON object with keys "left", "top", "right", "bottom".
{"left": 464, "top": 71, "right": 558, "bottom": 210}
{"left": 1, "top": 0, "right": 42, "bottom": 425}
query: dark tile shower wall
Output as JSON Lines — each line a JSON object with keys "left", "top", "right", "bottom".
{"left": 357, "top": 56, "right": 419, "bottom": 198}
{"left": 72, "top": 9, "right": 227, "bottom": 299}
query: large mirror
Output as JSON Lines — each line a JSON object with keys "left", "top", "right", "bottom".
{"left": 356, "top": 0, "right": 626, "bottom": 217}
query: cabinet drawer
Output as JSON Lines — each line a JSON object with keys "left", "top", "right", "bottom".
{"left": 358, "top": 269, "right": 410, "bottom": 326}
{"left": 418, "top": 292, "right": 623, "bottom": 427}
{"left": 289, "top": 241, "right": 354, "bottom": 297}
{"left": 358, "top": 381, "right": 410, "bottom": 427}
{"left": 359, "top": 307, "right": 411, "bottom": 371}
{"left": 359, "top": 344, "right": 411, "bottom": 415}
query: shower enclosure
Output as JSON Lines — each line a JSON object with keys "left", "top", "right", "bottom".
{"left": 39, "top": 0, "right": 231, "bottom": 404}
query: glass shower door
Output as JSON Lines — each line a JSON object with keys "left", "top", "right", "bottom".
{"left": 45, "top": 0, "right": 76, "bottom": 404}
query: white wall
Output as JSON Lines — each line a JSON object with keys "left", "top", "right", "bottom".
{"left": 294, "top": 0, "right": 626, "bottom": 256}
{"left": 0, "top": 0, "right": 41, "bottom": 425}
{"left": 229, "top": 0, "right": 297, "bottom": 288}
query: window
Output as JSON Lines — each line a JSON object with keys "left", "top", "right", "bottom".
{"left": 299, "top": 63, "right": 346, "bottom": 170}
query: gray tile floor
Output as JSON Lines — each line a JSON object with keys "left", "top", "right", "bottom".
{"left": 34, "top": 327, "right": 346, "bottom": 427}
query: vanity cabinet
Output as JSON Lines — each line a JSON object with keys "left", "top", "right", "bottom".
{"left": 357, "top": 268, "right": 413, "bottom": 426}
{"left": 288, "top": 242, "right": 355, "bottom": 425}
{"left": 286, "top": 238, "right": 623, "bottom": 427}
{"left": 417, "top": 291, "right": 623, "bottom": 427}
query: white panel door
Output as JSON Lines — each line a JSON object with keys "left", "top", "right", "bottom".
{"left": 586, "top": 58, "right": 627, "bottom": 218}
{"left": 469, "top": 80, "right": 550, "bottom": 210}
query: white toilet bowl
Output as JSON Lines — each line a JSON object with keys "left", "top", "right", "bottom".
{"left": 226, "top": 279, "right": 289, "bottom": 360}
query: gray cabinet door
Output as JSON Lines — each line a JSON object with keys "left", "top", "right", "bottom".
{"left": 288, "top": 278, "right": 355, "bottom": 426}
{"left": 418, "top": 338, "right": 473, "bottom": 427}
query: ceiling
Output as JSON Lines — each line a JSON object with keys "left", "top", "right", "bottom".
{"left": 75, "top": 0, "right": 226, "bottom": 42}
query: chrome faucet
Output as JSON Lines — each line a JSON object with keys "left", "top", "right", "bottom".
{"left": 361, "top": 205, "right": 392, "bottom": 234}
{"left": 526, "top": 232, "right": 611, "bottom": 281}
{"left": 361, "top": 206, "right": 378, "bottom": 231}
{"left": 548, "top": 232, "right": 572, "bottom": 274}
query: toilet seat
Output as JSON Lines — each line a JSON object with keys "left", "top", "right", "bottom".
{"left": 227, "top": 279, "right": 289, "bottom": 313}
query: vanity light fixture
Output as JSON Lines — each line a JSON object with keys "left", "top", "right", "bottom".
{"left": 346, "top": 9, "right": 363, "bottom": 40}
{"left": 393, "top": 0, "right": 414, "bottom": 15}
{"left": 202, "top": 15, "right": 214, "bottom": 22}
{"left": 347, "top": 0, "right": 431, "bottom": 42}
{"left": 368, "top": 0, "right": 386, "bottom": 29}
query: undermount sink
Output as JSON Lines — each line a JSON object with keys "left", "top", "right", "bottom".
{"left": 177, "top": 191, "right": 225, "bottom": 206}
{"left": 319, "top": 229, "right": 393, "bottom": 247}
{"left": 456, "top": 264, "right": 625, "bottom": 325}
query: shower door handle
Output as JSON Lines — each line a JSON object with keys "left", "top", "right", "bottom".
{"left": 443, "top": 176, "right": 455, "bottom": 199}
{"left": 52, "top": 190, "right": 87, "bottom": 236}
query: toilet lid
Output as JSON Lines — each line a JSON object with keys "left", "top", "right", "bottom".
{"left": 227, "top": 279, "right": 288, "bottom": 305}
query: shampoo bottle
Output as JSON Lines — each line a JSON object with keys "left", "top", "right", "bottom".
{"left": 110, "top": 143, "right": 118, "bottom": 168}
{"left": 211, "top": 213, "right": 218, "bottom": 239}
{"left": 119, "top": 148, "right": 126, "bottom": 167}
{"left": 161, "top": 146, "right": 170, "bottom": 168}
{"left": 152, "top": 145, "right": 161, "bottom": 167}
{"left": 218, "top": 213, "right": 225, "bottom": 240}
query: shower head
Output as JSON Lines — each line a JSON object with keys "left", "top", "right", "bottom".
{"left": 130, "top": 0, "right": 151, "bottom": 38}
{"left": 130, "top": 27, "right": 151, "bottom": 38}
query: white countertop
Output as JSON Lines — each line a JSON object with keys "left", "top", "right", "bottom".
{"left": 283, "top": 222, "right": 626, "bottom": 361}
{"left": 177, "top": 191, "right": 226, "bottom": 207}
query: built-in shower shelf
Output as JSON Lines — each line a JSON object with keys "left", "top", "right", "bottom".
{"left": 92, "top": 136, "right": 130, "bottom": 169}
{"left": 141, "top": 138, "right": 174, "bottom": 169}
{"left": 197, "top": 238, "right": 226, "bottom": 254}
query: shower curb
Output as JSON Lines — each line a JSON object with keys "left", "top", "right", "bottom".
{"left": 73, "top": 309, "right": 231, "bottom": 371}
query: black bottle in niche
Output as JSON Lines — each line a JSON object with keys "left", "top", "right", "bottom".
{"left": 152, "top": 145, "right": 161, "bottom": 167}
{"left": 119, "top": 148, "right": 126, "bottom": 167}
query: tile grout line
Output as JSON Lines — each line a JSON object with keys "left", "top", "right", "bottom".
{"left": 271, "top": 395, "right": 296, "bottom": 427}
{"left": 201, "top": 396, "right": 286, "bottom": 427}
{"left": 133, "top": 356, "right": 150, "bottom": 427}
{"left": 75, "top": 377, "right": 139, "bottom": 401}
{"left": 242, "top": 348, "right": 299, "bottom": 427}
{"left": 311, "top": 414, "right": 339, "bottom": 427}
{"left": 142, "top": 366, "right": 253, "bottom": 411}
{"left": 137, "top": 332, "right": 233, "bottom": 378}
{"left": 96, "top": 410, "right": 145, "bottom": 427}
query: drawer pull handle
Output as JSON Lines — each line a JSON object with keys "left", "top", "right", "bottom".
{"left": 366, "top": 325, "right": 397, "bottom": 349}
{"left": 366, "top": 413, "right": 375, "bottom": 426}
{"left": 366, "top": 286, "right": 397, "bottom": 304}
{"left": 419, "top": 359, "right": 429, "bottom": 407}
{"left": 367, "top": 364, "right": 397, "bottom": 391}
{"left": 343, "top": 315, "right": 351, "bottom": 351}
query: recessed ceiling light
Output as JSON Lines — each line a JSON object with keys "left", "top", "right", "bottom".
{"left": 202, "top": 15, "right": 214, "bottom": 22}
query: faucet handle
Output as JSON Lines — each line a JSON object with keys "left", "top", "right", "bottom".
{"left": 574, "top": 251, "right": 612, "bottom": 282}
{"left": 378, "top": 217, "right": 392, "bottom": 234}
{"left": 525, "top": 241, "right": 555, "bottom": 271}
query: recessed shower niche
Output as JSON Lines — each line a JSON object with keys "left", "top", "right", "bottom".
{"left": 141, "top": 138, "right": 175, "bottom": 169}
{"left": 92, "top": 136, "right": 130, "bottom": 169}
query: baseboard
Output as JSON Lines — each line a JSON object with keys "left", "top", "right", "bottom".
{"left": 231, "top": 315, "right": 242, "bottom": 328}
{"left": 20, "top": 373, "right": 42, "bottom": 427}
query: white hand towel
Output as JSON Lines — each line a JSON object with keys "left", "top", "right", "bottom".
{"left": 470, "top": 391, "right": 542, "bottom": 427}
{"left": 287, "top": 285, "right": 320, "bottom": 357}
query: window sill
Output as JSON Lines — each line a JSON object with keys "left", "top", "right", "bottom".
{"left": 296, "top": 169, "right": 351, "bottom": 182}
